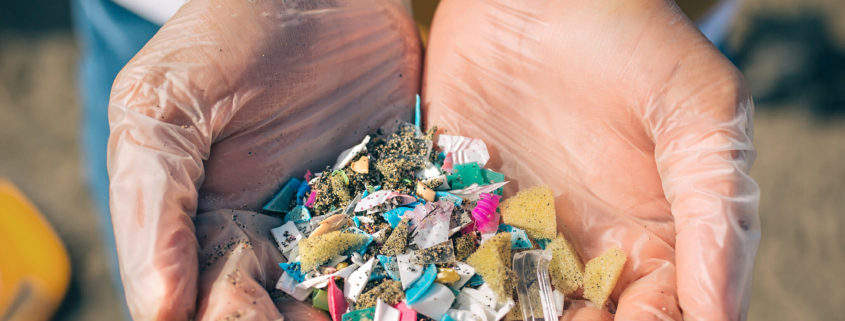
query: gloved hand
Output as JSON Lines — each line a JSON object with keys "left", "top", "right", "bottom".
{"left": 423, "top": 1, "right": 760, "bottom": 320}
{"left": 106, "top": 0, "right": 420, "bottom": 319}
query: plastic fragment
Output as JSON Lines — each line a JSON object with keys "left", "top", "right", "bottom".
{"left": 471, "top": 193, "right": 501, "bottom": 234}
{"left": 415, "top": 182, "right": 436, "bottom": 202}
{"left": 414, "top": 94, "right": 421, "bottom": 128}
{"left": 264, "top": 177, "right": 302, "bottom": 213}
{"left": 280, "top": 262, "right": 305, "bottom": 282}
{"left": 333, "top": 170, "right": 351, "bottom": 185}
{"left": 512, "top": 250, "right": 555, "bottom": 321}
{"left": 296, "top": 182, "right": 311, "bottom": 205}
{"left": 276, "top": 271, "right": 311, "bottom": 301}
{"left": 382, "top": 208, "right": 411, "bottom": 228}
{"left": 406, "top": 283, "right": 455, "bottom": 320}
{"left": 536, "top": 239, "right": 551, "bottom": 250}
{"left": 334, "top": 135, "right": 371, "bottom": 171}
{"left": 411, "top": 201, "right": 452, "bottom": 249}
{"left": 436, "top": 135, "right": 490, "bottom": 167}
{"left": 355, "top": 190, "right": 417, "bottom": 212}
{"left": 405, "top": 264, "right": 437, "bottom": 304}
{"left": 448, "top": 263, "right": 475, "bottom": 291}
{"left": 414, "top": 162, "right": 442, "bottom": 181}
{"left": 497, "top": 225, "right": 532, "bottom": 250}
{"left": 345, "top": 258, "right": 376, "bottom": 301}
{"left": 271, "top": 221, "right": 304, "bottom": 253}
{"left": 305, "top": 169, "right": 313, "bottom": 182}
{"left": 377, "top": 255, "right": 401, "bottom": 281}
{"left": 448, "top": 182, "right": 508, "bottom": 202}
{"left": 328, "top": 279, "right": 348, "bottom": 321}
{"left": 395, "top": 302, "right": 417, "bottom": 321}
{"left": 435, "top": 192, "right": 462, "bottom": 207}
{"left": 344, "top": 227, "right": 374, "bottom": 255}
{"left": 299, "top": 262, "right": 360, "bottom": 289}
{"left": 440, "top": 313, "right": 456, "bottom": 321}
{"left": 285, "top": 205, "right": 312, "bottom": 223}
{"left": 446, "top": 163, "right": 485, "bottom": 190}
{"left": 552, "top": 290, "right": 565, "bottom": 317}
{"left": 396, "top": 252, "right": 423, "bottom": 289}
{"left": 375, "top": 299, "right": 401, "bottom": 321}
{"left": 434, "top": 268, "right": 460, "bottom": 285}
{"left": 351, "top": 156, "right": 370, "bottom": 174}
{"left": 441, "top": 152, "right": 454, "bottom": 174}
{"left": 313, "top": 289, "right": 330, "bottom": 311}
{"left": 381, "top": 219, "right": 409, "bottom": 256}
{"left": 342, "top": 307, "right": 376, "bottom": 321}
{"left": 305, "top": 189, "right": 318, "bottom": 207}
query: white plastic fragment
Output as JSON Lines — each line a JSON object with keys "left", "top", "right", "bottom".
{"left": 455, "top": 288, "right": 496, "bottom": 321}
{"left": 344, "top": 257, "right": 376, "bottom": 301}
{"left": 448, "top": 182, "right": 509, "bottom": 202}
{"left": 414, "top": 162, "right": 442, "bottom": 180}
{"left": 437, "top": 135, "right": 490, "bottom": 167}
{"left": 374, "top": 299, "right": 401, "bottom": 321}
{"left": 333, "top": 135, "right": 370, "bottom": 171}
{"left": 406, "top": 283, "right": 455, "bottom": 320}
{"left": 448, "top": 262, "right": 475, "bottom": 291}
{"left": 276, "top": 272, "right": 311, "bottom": 301}
{"left": 299, "top": 263, "right": 359, "bottom": 289}
{"left": 396, "top": 252, "right": 423, "bottom": 289}
{"left": 553, "top": 290, "right": 565, "bottom": 317}
{"left": 446, "top": 309, "right": 483, "bottom": 321}
{"left": 354, "top": 190, "right": 417, "bottom": 212}
{"left": 271, "top": 221, "right": 303, "bottom": 254}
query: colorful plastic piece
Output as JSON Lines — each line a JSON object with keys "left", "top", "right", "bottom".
{"left": 342, "top": 307, "right": 376, "bottom": 321}
{"left": 471, "top": 193, "right": 501, "bottom": 234}
{"left": 446, "top": 162, "right": 485, "bottom": 190}
{"left": 264, "top": 177, "right": 302, "bottom": 213}
{"left": 405, "top": 264, "right": 437, "bottom": 304}
{"left": 395, "top": 302, "right": 417, "bottom": 321}
{"left": 312, "top": 289, "right": 330, "bottom": 311}
{"left": 328, "top": 279, "right": 348, "bottom": 321}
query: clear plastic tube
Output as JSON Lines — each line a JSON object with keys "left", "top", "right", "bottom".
{"left": 512, "top": 249, "right": 557, "bottom": 321}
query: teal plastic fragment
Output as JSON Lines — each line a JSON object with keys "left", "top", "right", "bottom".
{"left": 405, "top": 264, "right": 437, "bottom": 304}
{"left": 344, "top": 227, "right": 373, "bottom": 255}
{"left": 446, "top": 162, "right": 484, "bottom": 190}
{"left": 377, "top": 255, "right": 401, "bottom": 280}
{"left": 466, "top": 274, "right": 484, "bottom": 287}
{"left": 498, "top": 224, "right": 533, "bottom": 250}
{"left": 480, "top": 169, "right": 506, "bottom": 195}
{"left": 264, "top": 178, "right": 302, "bottom": 213}
{"left": 342, "top": 307, "right": 376, "bottom": 321}
{"left": 280, "top": 262, "right": 304, "bottom": 282}
{"left": 382, "top": 207, "right": 411, "bottom": 228}
{"left": 536, "top": 239, "right": 552, "bottom": 249}
{"left": 435, "top": 192, "right": 462, "bottom": 207}
{"left": 414, "top": 94, "right": 422, "bottom": 129}
{"left": 352, "top": 216, "right": 361, "bottom": 228}
{"left": 284, "top": 205, "right": 311, "bottom": 224}
{"left": 440, "top": 313, "right": 456, "bottom": 321}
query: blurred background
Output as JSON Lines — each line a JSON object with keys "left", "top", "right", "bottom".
{"left": 1, "top": 0, "right": 843, "bottom": 320}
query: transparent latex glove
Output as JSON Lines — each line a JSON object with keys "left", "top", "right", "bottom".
{"left": 106, "top": 0, "right": 420, "bottom": 319}
{"left": 423, "top": 1, "right": 759, "bottom": 320}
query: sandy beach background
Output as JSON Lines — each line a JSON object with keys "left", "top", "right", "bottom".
{"left": 1, "top": 0, "right": 843, "bottom": 320}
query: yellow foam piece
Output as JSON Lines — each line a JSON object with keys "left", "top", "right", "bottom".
{"left": 583, "top": 246, "right": 627, "bottom": 307}
{"left": 466, "top": 233, "right": 515, "bottom": 300}
{"left": 547, "top": 234, "right": 584, "bottom": 295}
{"left": 298, "top": 231, "right": 367, "bottom": 271}
{"left": 500, "top": 185, "right": 557, "bottom": 239}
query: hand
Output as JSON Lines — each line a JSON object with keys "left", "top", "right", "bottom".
{"left": 107, "top": 0, "right": 420, "bottom": 319}
{"left": 423, "top": 1, "right": 759, "bottom": 320}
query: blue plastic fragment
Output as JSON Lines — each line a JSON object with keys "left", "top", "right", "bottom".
{"left": 405, "top": 264, "right": 437, "bottom": 304}
{"left": 536, "top": 239, "right": 552, "bottom": 249}
{"left": 264, "top": 178, "right": 302, "bottom": 213}
{"left": 382, "top": 207, "right": 411, "bottom": 228}
{"left": 352, "top": 216, "right": 361, "bottom": 228}
{"left": 414, "top": 94, "right": 421, "bottom": 129}
{"left": 440, "top": 313, "right": 456, "bottom": 321}
{"left": 344, "top": 227, "right": 373, "bottom": 255}
{"left": 466, "top": 274, "right": 484, "bottom": 287}
{"left": 376, "top": 255, "right": 401, "bottom": 281}
{"left": 295, "top": 182, "right": 311, "bottom": 205}
{"left": 435, "top": 192, "right": 462, "bottom": 207}
{"left": 280, "top": 262, "right": 305, "bottom": 283}
{"left": 498, "top": 224, "right": 533, "bottom": 250}
{"left": 284, "top": 205, "right": 312, "bottom": 224}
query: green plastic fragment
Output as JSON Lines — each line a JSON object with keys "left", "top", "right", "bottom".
{"left": 446, "top": 162, "right": 485, "bottom": 190}
{"left": 332, "top": 170, "right": 350, "bottom": 185}
{"left": 312, "top": 289, "right": 329, "bottom": 311}
{"left": 342, "top": 307, "right": 376, "bottom": 321}
{"left": 480, "top": 169, "right": 505, "bottom": 195}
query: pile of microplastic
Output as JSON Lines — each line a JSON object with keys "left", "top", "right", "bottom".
{"left": 265, "top": 121, "right": 625, "bottom": 321}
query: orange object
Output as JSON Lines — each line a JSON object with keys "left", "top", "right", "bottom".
{"left": 0, "top": 179, "right": 70, "bottom": 321}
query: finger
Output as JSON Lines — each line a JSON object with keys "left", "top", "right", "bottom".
{"left": 614, "top": 258, "right": 681, "bottom": 321}
{"left": 645, "top": 23, "right": 760, "bottom": 321}
{"left": 560, "top": 300, "right": 613, "bottom": 321}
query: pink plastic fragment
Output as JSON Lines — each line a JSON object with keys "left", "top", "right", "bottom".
{"left": 327, "top": 279, "right": 347, "bottom": 321}
{"left": 471, "top": 193, "right": 501, "bottom": 234}
{"left": 395, "top": 302, "right": 418, "bottom": 321}
{"left": 441, "top": 152, "right": 454, "bottom": 173}
{"left": 305, "top": 189, "right": 318, "bottom": 207}
{"left": 304, "top": 169, "right": 313, "bottom": 182}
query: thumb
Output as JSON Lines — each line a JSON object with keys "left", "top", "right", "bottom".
{"left": 648, "top": 48, "right": 760, "bottom": 320}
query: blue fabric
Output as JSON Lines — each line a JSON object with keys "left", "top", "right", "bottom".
{"left": 71, "top": 0, "right": 160, "bottom": 317}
